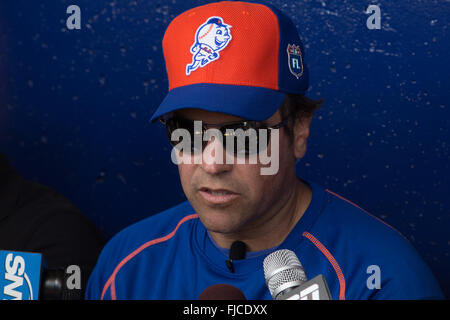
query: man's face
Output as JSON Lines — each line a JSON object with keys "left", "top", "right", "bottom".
{"left": 175, "top": 108, "right": 301, "bottom": 236}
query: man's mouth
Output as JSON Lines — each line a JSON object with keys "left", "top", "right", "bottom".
{"left": 198, "top": 187, "right": 238, "bottom": 204}
{"left": 203, "top": 188, "right": 231, "bottom": 194}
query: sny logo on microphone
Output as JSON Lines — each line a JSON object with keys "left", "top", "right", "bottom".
{"left": 1, "top": 251, "right": 42, "bottom": 300}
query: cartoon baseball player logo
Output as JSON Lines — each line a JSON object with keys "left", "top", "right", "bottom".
{"left": 186, "top": 16, "right": 232, "bottom": 76}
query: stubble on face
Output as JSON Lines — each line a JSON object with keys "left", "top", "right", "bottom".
{"left": 181, "top": 162, "right": 294, "bottom": 236}
{"left": 176, "top": 109, "right": 301, "bottom": 248}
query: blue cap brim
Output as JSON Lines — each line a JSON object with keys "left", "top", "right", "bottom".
{"left": 150, "top": 83, "right": 286, "bottom": 122}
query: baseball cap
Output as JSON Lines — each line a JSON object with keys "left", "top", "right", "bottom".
{"left": 150, "top": 1, "right": 309, "bottom": 122}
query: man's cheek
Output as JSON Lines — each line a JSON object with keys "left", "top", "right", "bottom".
{"left": 178, "top": 166, "right": 195, "bottom": 194}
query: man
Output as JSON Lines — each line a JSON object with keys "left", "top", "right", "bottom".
{"left": 0, "top": 152, "right": 104, "bottom": 299}
{"left": 86, "top": 1, "right": 443, "bottom": 300}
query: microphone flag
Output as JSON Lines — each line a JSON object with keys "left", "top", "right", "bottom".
{"left": 0, "top": 250, "right": 43, "bottom": 300}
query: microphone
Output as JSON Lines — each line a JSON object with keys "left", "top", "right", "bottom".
{"left": 263, "top": 249, "right": 332, "bottom": 300}
{"left": 0, "top": 250, "right": 83, "bottom": 300}
{"left": 198, "top": 284, "right": 246, "bottom": 300}
{"left": 40, "top": 268, "right": 83, "bottom": 300}
{"left": 225, "top": 241, "right": 246, "bottom": 273}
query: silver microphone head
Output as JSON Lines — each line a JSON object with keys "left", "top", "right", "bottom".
{"left": 263, "top": 249, "right": 307, "bottom": 299}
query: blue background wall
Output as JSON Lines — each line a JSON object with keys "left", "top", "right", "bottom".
{"left": 0, "top": 0, "right": 448, "bottom": 297}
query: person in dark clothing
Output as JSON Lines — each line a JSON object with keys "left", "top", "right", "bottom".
{"left": 0, "top": 152, "right": 104, "bottom": 299}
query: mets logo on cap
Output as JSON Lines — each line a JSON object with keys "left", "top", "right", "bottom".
{"left": 287, "top": 44, "right": 304, "bottom": 79}
{"left": 186, "top": 16, "right": 232, "bottom": 76}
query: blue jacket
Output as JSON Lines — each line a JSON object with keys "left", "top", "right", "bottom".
{"left": 86, "top": 180, "right": 444, "bottom": 300}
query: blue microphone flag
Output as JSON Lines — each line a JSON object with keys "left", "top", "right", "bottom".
{"left": 0, "top": 250, "right": 43, "bottom": 300}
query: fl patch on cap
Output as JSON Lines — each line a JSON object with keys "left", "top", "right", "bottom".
{"left": 151, "top": 1, "right": 310, "bottom": 122}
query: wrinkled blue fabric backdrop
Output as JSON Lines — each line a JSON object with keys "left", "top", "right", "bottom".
{"left": 0, "top": 0, "right": 448, "bottom": 297}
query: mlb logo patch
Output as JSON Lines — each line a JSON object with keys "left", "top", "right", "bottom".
{"left": 287, "top": 44, "right": 304, "bottom": 79}
{"left": 186, "top": 16, "right": 232, "bottom": 76}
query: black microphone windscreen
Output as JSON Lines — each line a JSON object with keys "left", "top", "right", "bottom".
{"left": 229, "top": 241, "right": 246, "bottom": 260}
{"left": 198, "top": 284, "right": 246, "bottom": 300}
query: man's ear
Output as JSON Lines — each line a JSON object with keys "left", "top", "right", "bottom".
{"left": 293, "top": 116, "right": 312, "bottom": 159}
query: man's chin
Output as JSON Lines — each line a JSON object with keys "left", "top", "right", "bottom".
{"left": 197, "top": 211, "right": 243, "bottom": 235}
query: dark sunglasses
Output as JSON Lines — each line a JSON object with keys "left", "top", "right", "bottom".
{"left": 160, "top": 116, "right": 289, "bottom": 156}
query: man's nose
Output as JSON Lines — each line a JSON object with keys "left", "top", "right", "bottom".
{"left": 199, "top": 136, "right": 233, "bottom": 175}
